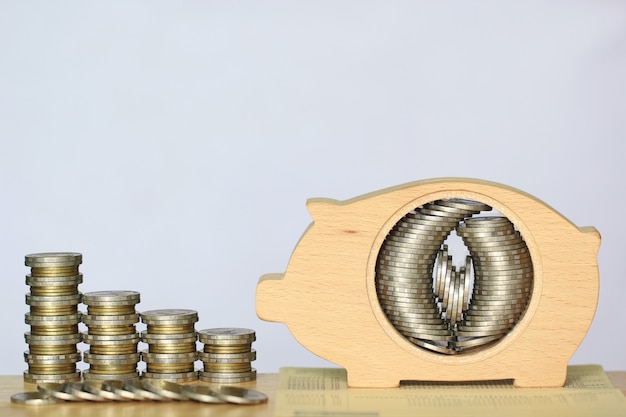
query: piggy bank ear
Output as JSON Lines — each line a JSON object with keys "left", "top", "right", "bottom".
{"left": 306, "top": 198, "right": 341, "bottom": 220}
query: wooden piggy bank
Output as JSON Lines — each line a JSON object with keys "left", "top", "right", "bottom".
{"left": 256, "top": 178, "right": 600, "bottom": 387}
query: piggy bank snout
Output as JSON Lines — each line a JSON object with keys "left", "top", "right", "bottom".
{"left": 256, "top": 273, "right": 287, "bottom": 323}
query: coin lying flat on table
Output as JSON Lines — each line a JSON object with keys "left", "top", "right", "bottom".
{"left": 180, "top": 385, "right": 226, "bottom": 403}
{"left": 141, "top": 380, "right": 189, "bottom": 401}
{"left": 217, "top": 386, "right": 268, "bottom": 405}
{"left": 11, "top": 391, "right": 61, "bottom": 405}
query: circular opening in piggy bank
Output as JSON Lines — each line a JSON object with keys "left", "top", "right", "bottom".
{"left": 374, "top": 198, "right": 533, "bottom": 355}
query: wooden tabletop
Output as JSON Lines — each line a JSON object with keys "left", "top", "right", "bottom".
{"left": 0, "top": 372, "right": 624, "bottom": 417}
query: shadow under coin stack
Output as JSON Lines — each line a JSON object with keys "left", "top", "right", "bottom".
{"left": 198, "top": 328, "right": 256, "bottom": 383}
{"left": 82, "top": 291, "right": 141, "bottom": 381}
{"left": 24, "top": 252, "right": 83, "bottom": 384}
{"left": 140, "top": 309, "right": 199, "bottom": 383}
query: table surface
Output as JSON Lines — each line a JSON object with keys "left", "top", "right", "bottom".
{"left": 1, "top": 372, "right": 624, "bottom": 417}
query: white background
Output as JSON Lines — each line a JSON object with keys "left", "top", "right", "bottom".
{"left": 1, "top": 1, "right": 625, "bottom": 375}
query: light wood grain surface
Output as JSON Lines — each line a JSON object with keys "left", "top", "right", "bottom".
{"left": 1, "top": 373, "right": 624, "bottom": 416}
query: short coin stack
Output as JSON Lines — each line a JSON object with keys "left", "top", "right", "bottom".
{"left": 198, "top": 328, "right": 256, "bottom": 383}
{"left": 82, "top": 291, "right": 141, "bottom": 381}
{"left": 140, "top": 309, "right": 199, "bottom": 382}
{"left": 24, "top": 252, "right": 83, "bottom": 384}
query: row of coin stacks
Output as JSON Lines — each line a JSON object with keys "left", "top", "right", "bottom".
{"left": 23, "top": 253, "right": 257, "bottom": 382}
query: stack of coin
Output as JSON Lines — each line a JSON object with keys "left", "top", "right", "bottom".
{"left": 433, "top": 246, "right": 473, "bottom": 328}
{"left": 198, "top": 328, "right": 256, "bottom": 383}
{"left": 82, "top": 291, "right": 141, "bottom": 381}
{"left": 454, "top": 216, "right": 533, "bottom": 352}
{"left": 375, "top": 199, "right": 491, "bottom": 354}
{"left": 140, "top": 309, "right": 199, "bottom": 382}
{"left": 24, "top": 252, "right": 83, "bottom": 383}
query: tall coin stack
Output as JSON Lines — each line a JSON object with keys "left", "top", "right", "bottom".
{"left": 140, "top": 309, "right": 199, "bottom": 383}
{"left": 82, "top": 291, "right": 141, "bottom": 381}
{"left": 198, "top": 328, "right": 257, "bottom": 383}
{"left": 24, "top": 252, "right": 83, "bottom": 384}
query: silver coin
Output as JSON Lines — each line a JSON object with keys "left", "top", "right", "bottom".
{"left": 140, "top": 309, "right": 198, "bottom": 324}
{"left": 80, "top": 380, "right": 129, "bottom": 401}
{"left": 382, "top": 299, "right": 440, "bottom": 310}
{"left": 378, "top": 295, "right": 437, "bottom": 306}
{"left": 122, "top": 379, "right": 166, "bottom": 401}
{"left": 474, "top": 268, "right": 534, "bottom": 278}
{"left": 26, "top": 293, "right": 82, "bottom": 306}
{"left": 25, "top": 332, "right": 82, "bottom": 345}
{"left": 139, "top": 330, "right": 198, "bottom": 343}
{"left": 24, "top": 351, "right": 81, "bottom": 363}
{"left": 140, "top": 380, "right": 189, "bottom": 401}
{"left": 377, "top": 283, "right": 436, "bottom": 294}
{"left": 409, "top": 338, "right": 457, "bottom": 355}
{"left": 400, "top": 329, "right": 454, "bottom": 341}
{"left": 396, "top": 218, "right": 458, "bottom": 231}
{"left": 462, "top": 237, "right": 524, "bottom": 249}
{"left": 380, "top": 251, "right": 439, "bottom": 262}
{"left": 471, "top": 252, "right": 531, "bottom": 263}
{"left": 25, "top": 313, "right": 82, "bottom": 326}
{"left": 457, "top": 320, "right": 513, "bottom": 332}
{"left": 393, "top": 223, "right": 454, "bottom": 235}
{"left": 83, "top": 290, "right": 141, "bottom": 305}
{"left": 463, "top": 317, "right": 517, "bottom": 327}
{"left": 199, "top": 329, "right": 256, "bottom": 341}
{"left": 408, "top": 209, "right": 465, "bottom": 222}
{"left": 26, "top": 274, "right": 83, "bottom": 287}
{"left": 198, "top": 349, "right": 256, "bottom": 363}
{"left": 82, "top": 370, "right": 140, "bottom": 381}
{"left": 382, "top": 308, "right": 442, "bottom": 319}
{"left": 418, "top": 207, "right": 467, "bottom": 219}
{"left": 141, "top": 351, "right": 198, "bottom": 363}
{"left": 37, "top": 382, "right": 80, "bottom": 401}
{"left": 180, "top": 385, "right": 225, "bottom": 403}
{"left": 388, "top": 232, "right": 450, "bottom": 245}
{"left": 455, "top": 328, "right": 508, "bottom": 338}
{"left": 387, "top": 231, "right": 447, "bottom": 243}
{"left": 377, "top": 264, "right": 435, "bottom": 276}
{"left": 381, "top": 239, "right": 443, "bottom": 252}
{"left": 82, "top": 313, "right": 139, "bottom": 325}
{"left": 141, "top": 371, "right": 199, "bottom": 383}
{"left": 393, "top": 323, "right": 452, "bottom": 337}
{"left": 376, "top": 279, "right": 434, "bottom": 290}
{"left": 25, "top": 252, "right": 83, "bottom": 267}
{"left": 11, "top": 391, "right": 61, "bottom": 405}
{"left": 433, "top": 198, "right": 491, "bottom": 212}
{"left": 84, "top": 351, "right": 140, "bottom": 363}
{"left": 82, "top": 332, "right": 140, "bottom": 344}
{"left": 63, "top": 382, "right": 106, "bottom": 402}
{"left": 467, "top": 244, "right": 529, "bottom": 255}
{"left": 464, "top": 310, "right": 520, "bottom": 321}
{"left": 376, "top": 280, "right": 434, "bottom": 291}
{"left": 199, "top": 368, "right": 257, "bottom": 383}
{"left": 217, "top": 386, "right": 268, "bottom": 405}
{"left": 391, "top": 318, "right": 449, "bottom": 331}
{"left": 386, "top": 315, "right": 446, "bottom": 326}
{"left": 24, "top": 370, "right": 81, "bottom": 384}
{"left": 462, "top": 216, "right": 512, "bottom": 227}
{"left": 378, "top": 258, "right": 438, "bottom": 269}
{"left": 451, "top": 334, "right": 502, "bottom": 348}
